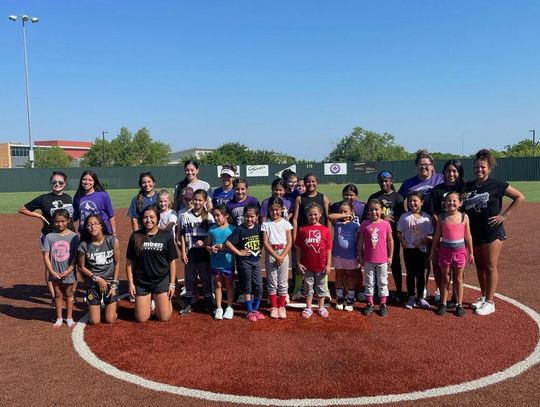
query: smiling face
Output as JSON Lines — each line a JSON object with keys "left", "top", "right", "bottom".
{"left": 243, "top": 210, "right": 257, "bottom": 228}
{"left": 50, "top": 175, "right": 66, "bottom": 194}
{"left": 212, "top": 209, "right": 227, "bottom": 226}
{"left": 221, "top": 174, "right": 233, "bottom": 189}
{"left": 269, "top": 204, "right": 282, "bottom": 221}
{"left": 444, "top": 192, "right": 462, "bottom": 213}
{"left": 234, "top": 182, "right": 247, "bottom": 201}
{"left": 444, "top": 164, "right": 459, "bottom": 186}
{"left": 474, "top": 159, "right": 491, "bottom": 183}
{"left": 304, "top": 176, "right": 317, "bottom": 194}
{"left": 81, "top": 174, "right": 95, "bottom": 193}
{"left": 142, "top": 209, "right": 159, "bottom": 232}
{"left": 158, "top": 195, "right": 171, "bottom": 212}
{"left": 85, "top": 216, "right": 104, "bottom": 238}
{"left": 368, "top": 203, "right": 382, "bottom": 221}
{"left": 307, "top": 207, "right": 321, "bottom": 225}
{"left": 343, "top": 189, "right": 357, "bottom": 202}
{"left": 140, "top": 176, "right": 155, "bottom": 194}
{"left": 272, "top": 184, "right": 285, "bottom": 198}
{"left": 416, "top": 158, "right": 434, "bottom": 181}
{"left": 378, "top": 177, "right": 393, "bottom": 193}
{"left": 286, "top": 176, "right": 298, "bottom": 192}
{"left": 408, "top": 196, "right": 423, "bottom": 214}
{"left": 191, "top": 193, "right": 206, "bottom": 212}
{"left": 184, "top": 164, "right": 198, "bottom": 182}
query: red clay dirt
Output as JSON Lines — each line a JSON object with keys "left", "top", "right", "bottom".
{"left": 1, "top": 203, "right": 540, "bottom": 406}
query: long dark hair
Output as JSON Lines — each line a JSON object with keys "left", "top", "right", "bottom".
{"left": 136, "top": 172, "right": 156, "bottom": 212}
{"left": 80, "top": 214, "right": 111, "bottom": 242}
{"left": 75, "top": 170, "right": 105, "bottom": 199}
{"left": 442, "top": 159, "right": 465, "bottom": 194}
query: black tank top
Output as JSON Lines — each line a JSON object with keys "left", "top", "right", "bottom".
{"left": 298, "top": 192, "right": 326, "bottom": 227}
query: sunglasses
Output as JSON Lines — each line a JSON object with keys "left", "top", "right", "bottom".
{"left": 51, "top": 180, "right": 65, "bottom": 186}
{"left": 377, "top": 171, "right": 393, "bottom": 179}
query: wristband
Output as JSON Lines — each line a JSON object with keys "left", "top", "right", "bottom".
{"left": 169, "top": 283, "right": 175, "bottom": 288}
{"left": 92, "top": 274, "right": 98, "bottom": 282}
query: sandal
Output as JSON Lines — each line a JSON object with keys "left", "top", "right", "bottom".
{"left": 317, "top": 307, "right": 329, "bottom": 318}
{"left": 302, "top": 308, "right": 313, "bottom": 319}
{"left": 66, "top": 319, "right": 77, "bottom": 329}
{"left": 52, "top": 318, "right": 63, "bottom": 329}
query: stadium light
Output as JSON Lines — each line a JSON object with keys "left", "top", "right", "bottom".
{"left": 530, "top": 130, "right": 536, "bottom": 157}
{"left": 8, "top": 14, "right": 39, "bottom": 168}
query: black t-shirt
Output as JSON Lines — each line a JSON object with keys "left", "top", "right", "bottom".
{"left": 297, "top": 192, "right": 327, "bottom": 227}
{"left": 226, "top": 224, "right": 262, "bottom": 260}
{"left": 126, "top": 229, "right": 178, "bottom": 285}
{"left": 430, "top": 183, "right": 465, "bottom": 216}
{"left": 463, "top": 178, "right": 509, "bottom": 244}
{"left": 364, "top": 190, "right": 404, "bottom": 232}
{"left": 24, "top": 192, "right": 75, "bottom": 235}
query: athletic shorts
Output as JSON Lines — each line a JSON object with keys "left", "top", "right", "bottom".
{"left": 39, "top": 234, "right": 46, "bottom": 251}
{"left": 212, "top": 268, "right": 233, "bottom": 279}
{"left": 332, "top": 256, "right": 358, "bottom": 270}
{"left": 86, "top": 283, "right": 119, "bottom": 306}
{"left": 438, "top": 246, "right": 467, "bottom": 269}
{"left": 135, "top": 276, "right": 170, "bottom": 296}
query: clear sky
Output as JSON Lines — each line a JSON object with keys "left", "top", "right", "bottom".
{"left": 2, "top": 1, "right": 539, "bottom": 161}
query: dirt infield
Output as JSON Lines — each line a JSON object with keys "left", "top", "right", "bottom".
{"left": 1, "top": 203, "right": 539, "bottom": 406}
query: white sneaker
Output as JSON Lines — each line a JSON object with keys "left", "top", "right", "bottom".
{"left": 223, "top": 306, "right": 234, "bottom": 319}
{"left": 423, "top": 288, "right": 428, "bottom": 299}
{"left": 475, "top": 301, "right": 495, "bottom": 316}
{"left": 151, "top": 299, "right": 156, "bottom": 311}
{"left": 214, "top": 307, "right": 224, "bottom": 320}
{"left": 237, "top": 294, "right": 245, "bottom": 304}
{"left": 285, "top": 293, "right": 290, "bottom": 304}
{"left": 470, "top": 296, "right": 485, "bottom": 310}
{"left": 434, "top": 288, "right": 441, "bottom": 303}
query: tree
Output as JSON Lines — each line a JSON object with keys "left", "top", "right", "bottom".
{"left": 31, "top": 146, "right": 72, "bottom": 168}
{"left": 503, "top": 138, "right": 539, "bottom": 157}
{"left": 326, "top": 127, "right": 411, "bottom": 162}
{"left": 194, "top": 142, "right": 296, "bottom": 165}
{"left": 81, "top": 127, "right": 171, "bottom": 167}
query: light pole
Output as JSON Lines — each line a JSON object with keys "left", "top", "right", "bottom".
{"left": 9, "top": 14, "right": 39, "bottom": 168}
{"left": 530, "top": 130, "right": 536, "bottom": 157}
{"left": 102, "top": 131, "right": 108, "bottom": 166}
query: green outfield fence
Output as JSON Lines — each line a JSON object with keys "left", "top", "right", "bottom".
{"left": 1, "top": 157, "right": 539, "bottom": 193}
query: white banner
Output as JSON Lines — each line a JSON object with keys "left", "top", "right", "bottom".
{"left": 245, "top": 165, "right": 269, "bottom": 177}
{"left": 275, "top": 164, "right": 297, "bottom": 178}
{"left": 324, "top": 163, "right": 347, "bottom": 175}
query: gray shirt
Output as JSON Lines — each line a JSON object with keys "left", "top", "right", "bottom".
{"left": 43, "top": 232, "right": 79, "bottom": 284}
{"left": 78, "top": 235, "right": 116, "bottom": 282}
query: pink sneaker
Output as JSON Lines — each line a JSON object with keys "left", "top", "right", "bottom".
{"left": 270, "top": 307, "right": 279, "bottom": 319}
{"left": 278, "top": 307, "right": 287, "bottom": 319}
{"left": 253, "top": 310, "right": 266, "bottom": 320}
{"left": 246, "top": 312, "right": 257, "bottom": 322}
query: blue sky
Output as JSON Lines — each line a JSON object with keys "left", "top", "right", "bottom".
{"left": 2, "top": 1, "right": 538, "bottom": 161}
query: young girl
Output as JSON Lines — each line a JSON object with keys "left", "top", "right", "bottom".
{"left": 126, "top": 204, "right": 178, "bottom": 323}
{"left": 42, "top": 209, "right": 79, "bottom": 328}
{"left": 207, "top": 205, "right": 236, "bottom": 320}
{"left": 282, "top": 169, "right": 299, "bottom": 203}
{"left": 295, "top": 202, "right": 332, "bottom": 319}
{"left": 225, "top": 204, "right": 264, "bottom": 322}
{"left": 77, "top": 214, "right": 120, "bottom": 325}
{"left": 178, "top": 189, "right": 215, "bottom": 315}
{"left": 157, "top": 189, "right": 178, "bottom": 233}
{"left": 295, "top": 179, "right": 306, "bottom": 195}
{"left": 358, "top": 199, "right": 393, "bottom": 317}
{"left": 332, "top": 201, "right": 360, "bottom": 312}
{"left": 397, "top": 191, "right": 434, "bottom": 310}
{"left": 366, "top": 171, "right": 405, "bottom": 301}
{"left": 261, "top": 197, "right": 293, "bottom": 319}
{"left": 128, "top": 172, "right": 157, "bottom": 231}
{"left": 226, "top": 178, "right": 260, "bottom": 226}
{"left": 259, "top": 178, "right": 293, "bottom": 223}
{"left": 430, "top": 192, "right": 474, "bottom": 317}
{"left": 293, "top": 174, "right": 331, "bottom": 301}
{"left": 73, "top": 170, "right": 116, "bottom": 235}
{"left": 212, "top": 164, "right": 237, "bottom": 207}
{"left": 330, "top": 184, "right": 366, "bottom": 224}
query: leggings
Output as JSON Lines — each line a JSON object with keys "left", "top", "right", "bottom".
{"left": 391, "top": 231, "right": 402, "bottom": 294}
{"left": 403, "top": 248, "right": 427, "bottom": 298}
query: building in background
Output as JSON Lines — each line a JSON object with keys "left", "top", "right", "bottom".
{"left": 168, "top": 147, "right": 215, "bottom": 165}
{"left": 0, "top": 140, "right": 93, "bottom": 168}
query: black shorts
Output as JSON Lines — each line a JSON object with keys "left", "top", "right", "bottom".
{"left": 86, "top": 284, "right": 118, "bottom": 306}
{"left": 472, "top": 225, "right": 507, "bottom": 246}
{"left": 135, "top": 276, "right": 170, "bottom": 296}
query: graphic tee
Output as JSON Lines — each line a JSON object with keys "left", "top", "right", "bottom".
{"left": 398, "top": 173, "right": 444, "bottom": 214}
{"left": 360, "top": 219, "right": 392, "bottom": 263}
{"left": 24, "top": 192, "right": 75, "bottom": 235}
{"left": 397, "top": 211, "right": 434, "bottom": 253}
{"left": 43, "top": 232, "right": 79, "bottom": 283}
{"left": 332, "top": 221, "right": 360, "bottom": 260}
{"left": 179, "top": 210, "right": 214, "bottom": 262}
{"left": 227, "top": 223, "right": 262, "bottom": 260}
{"left": 212, "top": 187, "right": 235, "bottom": 207}
{"left": 295, "top": 224, "right": 332, "bottom": 272}
{"left": 78, "top": 235, "right": 117, "bottom": 282}
{"left": 226, "top": 196, "right": 260, "bottom": 226}
{"left": 364, "top": 190, "right": 404, "bottom": 229}
{"left": 330, "top": 200, "right": 366, "bottom": 225}
{"left": 208, "top": 224, "right": 235, "bottom": 269}
{"left": 73, "top": 191, "right": 115, "bottom": 233}
{"left": 126, "top": 229, "right": 178, "bottom": 286}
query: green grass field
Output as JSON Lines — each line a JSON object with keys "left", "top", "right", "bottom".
{"left": 2, "top": 181, "right": 537, "bottom": 214}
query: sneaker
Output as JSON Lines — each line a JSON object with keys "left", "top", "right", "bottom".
{"left": 52, "top": 318, "right": 63, "bottom": 329}
{"left": 405, "top": 296, "right": 415, "bottom": 309}
{"left": 390, "top": 293, "right": 401, "bottom": 304}
{"left": 362, "top": 304, "right": 374, "bottom": 316}
{"left": 335, "top": 298, "right": 344, "bottom": 311}
{"left": 278, "top": 307, "right": 287, "bottom": 319}
{"left": 423, "top": 288, "right": 428, "bottom": 299}
{"left": 270, "top": 307, "right": 279, "bottom": 319}
{"left": 66, "top": 319, "right": 76, "bottom": 329}
{"left": 434, "top": 288, "right": 441, "bottom": 303}
{"left": 285, "top": 293, "right": 290, "bottom": 304}
{"left": 344, "top": 300, "right": 354, "bottom": 312}
{"left": 237, "top": 294, "right": 245, "bottom": 304}
{"left": 356, "top": 292, "right": 367, "bottom": 302}
{"left": 436, "top": 303, "right": 447, "bottom": 316}
{"left": 447, "top": 300, "right": 457, "bottom": 310}
{"left": 180, "top": 304, "right": 192, "bottom": 316}
{"left": 418, "top": 298, "right": 430, "bottom": 308}
{"left": 214, "top": 307, "right": 224, "bottom": 320}
{"left": 292, "top": 289, "right": 303, "bottom": 301}
{"left": 471, "top": 296, "right": 485, "bottom": 310}
{"left": 150, "top": 299, "right": 156, "bottom": 312}
{"left": 253, "top": 310, "right": 266, "bottom": 320}
{"left": 475, "top": 301, "right": 495, "bottom": 316}
{"left": 455, "top": 304, "right": 465, "bottom": 317}
{"left": 223, "top": 306, "right": 234, "bottom": 319}
{"left": 324, "top": 292, "right": 332, "bottom": 303}
{"left": 379, "top": 304, "right": 388, "bottom": 317}
{"left": 246, "top": 312, "right": 257, "bottom": 322}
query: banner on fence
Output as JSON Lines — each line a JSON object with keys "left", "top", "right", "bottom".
{"left": 324, "top": 163, "right": 347, "bottom": 175}
{"left": 246, "top": 165, "right": 269, "bottom": 177}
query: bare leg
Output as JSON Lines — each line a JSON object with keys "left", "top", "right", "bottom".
{"left": 134, "top": 294, "right": 152, "bottom": 323}
{"left": 154, "top": 292, "right": 172, "bottom": 321}
{"left": 483, "top": 240, "right": 503, "bottom": 302}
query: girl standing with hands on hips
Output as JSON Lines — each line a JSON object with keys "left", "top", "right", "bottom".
{"left": 42, "top": 209, "right": 79, "bottom": 328}
{"left": 463, "top": 149, "right": 524, "bottom": 315}
{"left": 78, "top": 214, "right": 120, "bottom": 324}
{"left": 126, "top": 204, "right": 178, "bottom": 322}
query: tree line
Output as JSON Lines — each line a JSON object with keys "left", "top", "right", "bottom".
{"left": 30, "top": 126, "right": 538, "bottom": 168}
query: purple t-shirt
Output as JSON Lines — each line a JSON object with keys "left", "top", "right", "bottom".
{"left": 398, "top": 173, "right": 444, "bottom": 214}
{"left": 73, "top": 191, "right": 115, "bottom": 233}
{"left": 330, "top": 200, "right": 366, "bottom": 224}
{"left": 260, "top": 196, "right": 292, "bottom": 220}
{"left": 226, "top": 196, "right": 260, "bottom": 226}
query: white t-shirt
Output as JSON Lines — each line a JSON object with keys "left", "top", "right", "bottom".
{"left": 158, "top": 209, "right": 178, "bottom": 236}
{"left": 261, "top": 218, "right": 293, "bottom": 245}
{"left": 396, "top": 211, "right": 433, "bottom": 253}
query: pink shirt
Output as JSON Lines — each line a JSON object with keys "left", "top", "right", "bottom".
{"left": 360, "top": 219, "right": 392, "bottom": 263}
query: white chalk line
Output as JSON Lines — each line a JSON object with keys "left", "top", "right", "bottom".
{"left": 72, "top": 283, "right": 540, "bottom": 406}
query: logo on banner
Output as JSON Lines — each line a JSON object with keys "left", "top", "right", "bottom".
{"left": 246, "top": 165, "right": 269, "bottom": 177}
{"left": 275, "top": 164, "right": 297, "bottom": 178}
{"left": 324, "top": 163, "right": 347, "bottom": 175}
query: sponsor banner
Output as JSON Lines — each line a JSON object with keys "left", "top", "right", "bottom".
{"left": 353, "top": 162, "right": 377, "bottom": 174}
{"left": 324, "top": 163, "right": 347, "bottom": 175}
{"left": 246, "top": 165, "right": 269, "bottom": 177}
{"left": 217, "top": 166, "right": 241, "bottom": 177}
{"left": 275, "top": 164, "right": 297, "bottom": 178}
